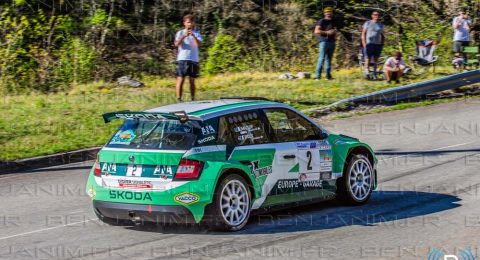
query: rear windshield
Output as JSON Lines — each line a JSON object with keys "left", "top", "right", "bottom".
{"left": 106, "top": 119, "right": 200, "bottom": 150}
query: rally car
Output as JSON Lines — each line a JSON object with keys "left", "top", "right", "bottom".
{"left": 86, "top": 97, "right": 377, "bottom": 231}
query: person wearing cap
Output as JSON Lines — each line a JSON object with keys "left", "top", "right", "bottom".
{"left": 452, "top": 10, "right": 472, "bottom": 54}
{"left": 383, "top": 51, "right": 406, "bottom": 84}
{"left": 361, "top": 10, "right": 385, "bottom": 79}
{"left": 313, "top": 7, "right": 338, "bottom": 80}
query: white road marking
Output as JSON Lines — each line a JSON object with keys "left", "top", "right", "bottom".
{"left": 380, "top": 141, "right": 476, "bottom": 161}
{"left": 0, "top": 219, "right": 97, "bottom": 241}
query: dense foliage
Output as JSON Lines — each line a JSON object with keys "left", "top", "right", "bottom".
{"left": 0, "top": 0, "right": 476, "bottom": 92}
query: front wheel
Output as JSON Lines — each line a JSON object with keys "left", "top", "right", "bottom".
{"left": 336, "top": 154, "right": 374, "bottom": 205}
{"left": 205, "top": 174, "right": 251, "bottom": 231}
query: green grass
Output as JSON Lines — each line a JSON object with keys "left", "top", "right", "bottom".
{"left": 0, "top": 67, "right": 466, "bottom": 161}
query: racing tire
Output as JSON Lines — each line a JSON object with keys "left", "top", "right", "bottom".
{"left": 336, "top": 154, "right": 374, "bottom": 205}
{"left": 205, "top": 174, "right": 252, "bottom": 231}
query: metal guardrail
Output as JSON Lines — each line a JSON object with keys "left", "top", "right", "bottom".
{"left": 323, "top": 70, "right": 480, "bottom": 109}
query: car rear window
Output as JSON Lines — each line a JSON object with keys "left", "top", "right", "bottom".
{"left": 106, "top": 119, "right": 200, "bottom": 150}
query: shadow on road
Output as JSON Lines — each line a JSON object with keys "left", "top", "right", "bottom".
{"left": 121, "top": 190, "right": 460, "bottom": 235}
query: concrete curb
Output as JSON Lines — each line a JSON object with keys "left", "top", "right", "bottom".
{"left": 0, "top": 147, "right": 101, "bottom": 175}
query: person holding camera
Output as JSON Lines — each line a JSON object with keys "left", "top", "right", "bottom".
{"left": 452, "top": 10, "right": 472, "bottom": 54}
{"left": 174, "top": 14, "right": 203, "bottom": 102}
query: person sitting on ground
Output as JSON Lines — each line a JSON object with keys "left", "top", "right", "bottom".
{"left": 383, "top": 51, "right": 406, "bottom": 84}
{"left": 452, "top": 53, "right": 466, "bottom": 69}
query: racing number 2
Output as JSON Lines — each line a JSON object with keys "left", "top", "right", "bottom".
{"left": 306, "top": 151, "right": 312, "bottom": 170}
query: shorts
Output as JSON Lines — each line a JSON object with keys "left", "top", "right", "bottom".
{"left": 365, "top": 44, "right": 384, "bottom": 59}
{"left": 176, "top": 60, "right": 200, "bottom": 78}
{"left": 453, "top": 41, "right": 469, "bottom": 53}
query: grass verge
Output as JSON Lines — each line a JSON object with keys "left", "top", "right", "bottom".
{"left": 0, "top": 67, "right": 467, "bottom": 161}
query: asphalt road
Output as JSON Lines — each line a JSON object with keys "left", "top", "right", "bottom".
{"left": 1, "top": 98, "right": 480, "bottom": 260}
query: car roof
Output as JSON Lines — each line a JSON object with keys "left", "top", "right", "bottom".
{"left": 145, "top": 99, "right": 281, "bottom": 119}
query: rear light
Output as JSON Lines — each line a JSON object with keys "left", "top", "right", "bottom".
{"left": 174, "top": 159, "right": 204, "bottom": 179}
{"left": 94, "top": 155, "right": 101, "bottom": 176}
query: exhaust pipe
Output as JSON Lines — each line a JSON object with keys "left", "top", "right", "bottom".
{"left": 128, "top": 211, "right": 142, "bottom": 224}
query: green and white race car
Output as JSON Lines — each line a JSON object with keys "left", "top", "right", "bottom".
{"left": 86, "top": 97, "right": 377, "bottom": 231}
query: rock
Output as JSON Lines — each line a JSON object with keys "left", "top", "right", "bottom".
{"left": 296, "top": 72, "right": 311, "bottom": 79}
{"left": 117, "top": 76, "right": 144, "bottom": 88}
{"left": 279, "top": 73, "right": 296, "bottom": 80}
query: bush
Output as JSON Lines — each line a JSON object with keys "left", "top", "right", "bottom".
{"left": 52, "top": 38, "right": 97, "bottom": 89}
{"left": 204, "top": 33, "right": 246, "bottom": 75}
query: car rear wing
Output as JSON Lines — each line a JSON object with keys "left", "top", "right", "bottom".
{"left": 102, "top": 110, "right": 200, "bottom": 123}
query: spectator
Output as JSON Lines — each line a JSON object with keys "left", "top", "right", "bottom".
{"left": 383, "top": 52, "right": 406, "bottom": 84}
{"left": 452, "top": 10, "right": 472, "bottom": 54}
{"left": 361, "top": 11, "right": 385, "bottom": 79}
{"left": 174, "top": 14, "right": 203, "bottom": 102}
{"left": 314, "top": 7, "right": 337, "bottom": 81}
{"left": 452, "top": 53, "right": 466, "bottom": 69}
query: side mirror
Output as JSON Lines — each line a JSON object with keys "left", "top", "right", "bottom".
{"left": 319, "top": 131, "right": 329, "bottom": 140}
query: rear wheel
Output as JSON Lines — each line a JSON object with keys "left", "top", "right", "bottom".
{"left": 336, "top": 154, "right": 373, "bottom": 205}
{"left": 205, "top": 174, "right": 251, "bottom": 231}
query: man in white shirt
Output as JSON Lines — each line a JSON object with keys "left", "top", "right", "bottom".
{"left": 174, "top": 14, "right": 203, "bottom": 102}
{"left": 452, "top": 10, "right": 472, "bottom": 54}
{"left": 383, "top": 52, "right": 406, "bottom": 84}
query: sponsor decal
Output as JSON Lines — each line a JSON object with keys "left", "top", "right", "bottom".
{"left": 320, "top": 162, "right": 332, "bottom": 172}
{"left": 320, "top": 150, "right": 332, "bottom": 161}
{"left": 201, "top": 125, "right": 216, "bottom": 135}
{"left": 296, "top": 142, "right": 317, "bottom": 149}
{"left": 110, "top": 130, "right": 136, "bottom": 145}
{"left": 101, "top": 163, "right": 117, "bottom": 174}
{"left": 184, "top": 145, "right": 226, "bottom": 157}
{"left": 153, "top": 165, "right": 173, "bottom": 179}
{"left": 320, "top": 172, "right": 332, "bottom": 180}
{"left": 320, "top": 149, "right": 333, "bottom": 172}
{"left": 277, "top": 179, "right": 322, "bottom": 189}
{"left": 298, "top": 172, "right": 320, "bottom": 182}
{"left": 249, "top": 160, "right": 272, "bottom": 178}
{"left": 117, "top": 179, "right": 153, "bottom": 189}
{"left": 197, "top": 135, "right": 215, "bottom": 144}
{"left": 318, "top": 140, "right": 331, "bottom": 150}
{"left": 174, "top": 192, "right": 200, "bottom": 205}
{"left": 109, "top": 190, "right": 152, "bottom": 201}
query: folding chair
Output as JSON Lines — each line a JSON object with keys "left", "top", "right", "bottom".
{"left": 358, "top": 48, "right": 386, "bottom": 80}
{"left": 409, "top": 40, "right": 438, "bottom": 73}
{"left": 462, "top": 46, "right": 480, "bottom": 70}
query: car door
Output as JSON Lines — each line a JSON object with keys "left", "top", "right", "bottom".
{"left": 219, "top": 110, "right": 298, "bottom": 210}
{"left": 262, "top": 108, "right": 333, "bottom": 204}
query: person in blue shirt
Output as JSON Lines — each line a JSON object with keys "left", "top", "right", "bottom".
{"left": 452, "top": 10, "right": 472, "bottom": 54}
{"left": 361, "top": 11, "right": 385, "bottom": 79}
{"left": 174, "top": 14, "right": 203, "bottom": 102}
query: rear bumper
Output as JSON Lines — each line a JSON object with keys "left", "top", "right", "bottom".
{"left": 93, "top": 200, "right": 196, "bottom": 224}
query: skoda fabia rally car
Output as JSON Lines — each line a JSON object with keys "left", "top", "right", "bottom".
{"left": 86, "top": 98, "right": 377, "bottom": 231}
